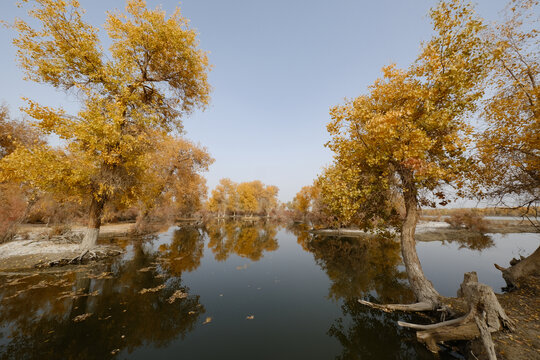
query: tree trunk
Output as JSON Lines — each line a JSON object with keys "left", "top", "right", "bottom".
{"left": 81, "top": 197, "right": 104, "bottom": 249}
{"left": 401, "top": 172, "right": 440, "bottom": 307}
{"left": 134, "top": 208, "right": 150, "bottom": 234}
{"left": 495, "top": 244, "right": 540, "bottom": 289}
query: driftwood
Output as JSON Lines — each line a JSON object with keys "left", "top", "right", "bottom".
{"left": 359, "top": 272, "right": 513, "bottom": 359}
{"left": 495, "top": 244, "right": 540, "bottom": 289}
{"left": 35, "top": 247, "right": 123, "bottom": 268}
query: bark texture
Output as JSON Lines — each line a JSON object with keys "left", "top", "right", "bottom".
{"left": 495, "top": 244, "right": 540, "bottom": 289}
{"left": 81, "top": 197, "right": 104, "bottom": 249}
{"left": 405, "top": 272, "right": 513, "bottom": 358}
{"left": 400, "top": 171, "right": 440, "bottom": 307}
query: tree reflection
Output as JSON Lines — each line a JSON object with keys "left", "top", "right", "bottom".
{"left": 0, "top": 240, "right": 204, "bottom": 359}
{"left": 158, "top": 227, "right": 205, "bottom": 275}
{"left": 205, "top": 220, "right": 279, "bottom": 261}
{"left": 329, "top": 299, "right": 438, "bottom": 360}
{"left": 295, "top": 231, "right": 438, "bottom": 359}
{"left": 305, "top": 233, "right": 414, "bottom": 303}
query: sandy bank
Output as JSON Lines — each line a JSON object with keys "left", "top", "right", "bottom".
{"left": 0, "top": 223, "right": 134, "bottom": 271}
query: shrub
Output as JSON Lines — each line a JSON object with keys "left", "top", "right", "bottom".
{"left": 445, "top": 209, "right": 488, "bottom": 233}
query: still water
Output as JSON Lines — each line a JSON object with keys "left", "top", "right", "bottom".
{"left": 0, "top": 222, "right": 537, "bottom": 359}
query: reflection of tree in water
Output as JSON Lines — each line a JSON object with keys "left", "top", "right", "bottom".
{"left": 288, "top": 223, "right": 312, "bottom": 252}
{"left": 329, "top": 299, "right": 438, "bottom": 360}
{"left": 158, "top": 227, "right": 205, "bottom": 275}
{"left": 0, "top": 240, "right": 204, "bottom": 359}
{"left": 205, "top": 220, "right": 279, "bottom": 261}
{"left": 307, "top": 234, "right": 414, "bottom": 304}
{"left": 295, "top": 231, "right": 437, "bottom": 359}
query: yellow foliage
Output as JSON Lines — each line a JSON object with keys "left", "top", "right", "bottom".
{"left": 1, "top": 0, "right": 211, "bottom": 226}
{"left": 476, "top": 0, "right": 539, "bottom": 206}
{"left": 322, "top": 0, "right": 488, "bottom": 229}
{"left": 207, "top": 179, "right": 279, "bottom": 216}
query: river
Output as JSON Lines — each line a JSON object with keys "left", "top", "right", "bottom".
{"left": 0, "top": 221, "right": 537, "bottom": 359}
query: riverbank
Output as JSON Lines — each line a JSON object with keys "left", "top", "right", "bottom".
{"left": 310, "top": 219, "right": 538, "bottom": 237}
{"left": 491, "top": 275, "right": 540, "bottom": 360}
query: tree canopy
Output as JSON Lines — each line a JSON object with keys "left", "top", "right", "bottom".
{"left": 0, "top": 0, "right": 211, "bottom": 247}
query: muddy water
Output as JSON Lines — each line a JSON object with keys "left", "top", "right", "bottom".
{"left": 0, "top": 222, "right": 537, "bottom": 359}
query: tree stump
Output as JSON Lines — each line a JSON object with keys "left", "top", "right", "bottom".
{"left": 495, "top": 244, "right": 540, "bottom": 289}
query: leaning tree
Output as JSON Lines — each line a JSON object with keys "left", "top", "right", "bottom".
{"left": 475, "top": 0, "right": 539, "bottom": 288}
{"left": 322, "top": 0, "right": 514, "bottom": 356}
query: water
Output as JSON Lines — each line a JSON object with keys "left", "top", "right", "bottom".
{"left": 0, "top": 222, "right": 537, "bottom": 360}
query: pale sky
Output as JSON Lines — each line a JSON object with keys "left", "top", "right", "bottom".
{"left": 0, "top": 0, "right": 511, "bottom": 202}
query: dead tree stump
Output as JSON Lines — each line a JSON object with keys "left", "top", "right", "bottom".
{"left": 495, "top": 244, "right": 540, "bottom": 289}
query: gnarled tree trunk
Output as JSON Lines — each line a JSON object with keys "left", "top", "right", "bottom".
{"left": 495, "top": 244, "right": 540, "bottom": 289}
{"left": 358, "top": 170, "right": 441, "bottom": 312}
{"left": 401, "top": 171, "right": 440, "bottom": 307}
{"left": 81, "top": 197, "right": 104, "bottom": 249}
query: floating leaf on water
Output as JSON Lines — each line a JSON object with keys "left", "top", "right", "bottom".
{"left": 137, "top": 266, "right": 155, "bottom": 273}
{"left": 246, "top": 315, "right": 254, "bottom": 320}
{"left": 88, "top": 272, "right": 113, "bottom": 279}
{"left": 188, "top": 311, "right": 196, "bottom": 315}
{"left": 111, "top": 348, "right": 120, "bottom": 355}
{"left": 202, "top": 317, "right": 212, "bottom": 325}
{"left": 236, "top": 264, "right": 248, "bottom": 270}
{"left": 167, "top": 290, "right": 188, "bottom": 304}
{"left": 138, "top": 284, "right": 165, "bottom": 294}
{"left": 73, "top": 313, "right": 93, "bottom": 322}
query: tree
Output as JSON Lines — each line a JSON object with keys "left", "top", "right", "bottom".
{"left": 206, "top": 179, "right": 279, "bottom": 217}
{"left": 324, "top": 0, "right": 487, "bottom": 309}
{"left": 290, "top": 186, "right": 313, "bottom": 218}
{"left": 237, "top": 182, "right": 259, "bottom": 215}
{"left": 134, "top": 135, "right": 213, "bottom": 231}
{"left": 1, "top": 0, "right": 211, "bottom": 248}
{"left": 207, "top": 178, "right": 237, "bottom": 217}
{"left": 324, "top": 1, "right": 516, "bottom": 355}
{"left": 476, "top": 0, "right": 540, "bottom": 288}
{"left": 0, "top": 104, "right": 45, "bottom": 241}
{"left": 476, "top": 0, "right": 539, "bottom": 215}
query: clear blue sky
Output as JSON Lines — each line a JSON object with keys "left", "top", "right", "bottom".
{"left": 0, "top": 0, "right": 510, "bottom": 202}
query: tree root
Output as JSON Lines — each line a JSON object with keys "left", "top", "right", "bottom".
{"left": 35, "top": 247, "right": 123, "bottom": 268}
{"left": 359, "top": 272, "right": 514, "bottom": 359}
{"left": 357, "top": 299, "right": 434, "bottom": 312}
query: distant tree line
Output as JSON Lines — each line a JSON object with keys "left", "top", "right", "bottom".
{"left": 206, "top": 179, "right": 280, "bottom": 217}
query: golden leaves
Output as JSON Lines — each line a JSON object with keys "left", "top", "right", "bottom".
{"left": 5, "top": 0, "right": 212, "bottom": 221}
{"left": 322, "top": 0, "right": 488, "bottom": 225}
{"left": 207, "top": 179, "right": 280, "bottom": 216}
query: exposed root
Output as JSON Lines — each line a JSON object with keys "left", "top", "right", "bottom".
{"left": 398, "top": 314, "right": 468, "bottom": 330}
{"left": 359, "top": 272, "right": 514, "bottom": 358}
{"left": 35, "top": 246, "right": 123, "bottom": 268}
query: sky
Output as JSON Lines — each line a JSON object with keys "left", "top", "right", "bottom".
{"left": 0, "top": 0, "right": 512, "bottom": 203}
